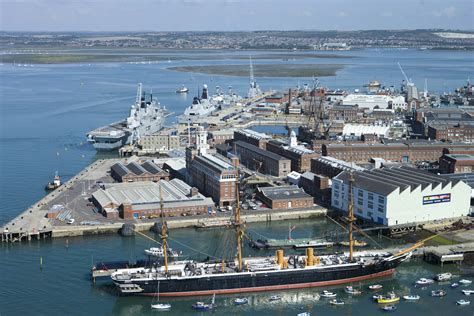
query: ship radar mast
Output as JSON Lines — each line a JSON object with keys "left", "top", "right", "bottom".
{"left": 159, "top": 184, "right": 169, "bottom": 274}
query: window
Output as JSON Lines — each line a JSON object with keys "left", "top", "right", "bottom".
{"left": 368, "top": 202, "right": 373, "bottom": 209}
{"left": 358, "top": 198, "right": 363, "bottom": 205}
{"left": 378, "top": 196, "right": 385, "bottom": 205}
{"left": 368, "top": 192, "right": 373, "bottom": 200}
{"left": 378, "top": 205, "right": 384, "bottom": 213}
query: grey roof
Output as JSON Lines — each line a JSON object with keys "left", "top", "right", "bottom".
{"left": 126, "top": 161, "right": 148, "bottom": 175}
{"left": 141, "top": 160, "right": 164, "bottom": 174}
{"left": 258, "top": 186, "right": 312, "bottom": 200}
{"left": 443, "top": 154, "right": 474, "bottom": 161}
{"left": 111, "top": 162, "right": 131, "bottom": 177}
{"left": 301, "top": 171, "right": 316, "bottom": 181}
{"left": 440, "top": 173, "right": 474, "bottom": 189}
{"left": 92, "top": 179, "right": 214, "bottom": 208}
{"left": 234, "top": 140, "right": 288, "bottom": 161}
{"left": 335, "top": 166, "right": 453, "bottom": 196}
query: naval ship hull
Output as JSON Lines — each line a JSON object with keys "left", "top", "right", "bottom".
{"left": 114, "top": 256, "right": 403, "bottom": 297}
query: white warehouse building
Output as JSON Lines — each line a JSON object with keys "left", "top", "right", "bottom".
{"left": 342, "top": 94, "right": 407, "bottom": 110}
{"left": 331, "top": 166, "right": 471, "bottom": 226}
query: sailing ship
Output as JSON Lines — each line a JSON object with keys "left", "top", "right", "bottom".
{"left": 111, "top": 171, "right": 424, "bottom": 297}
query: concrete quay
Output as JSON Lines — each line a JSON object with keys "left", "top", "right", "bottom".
{"left": 1, "top": 158, "right": 120, "bottom": 242}
{"left": 51, "top": 208, "right": 327, "bottom": 238}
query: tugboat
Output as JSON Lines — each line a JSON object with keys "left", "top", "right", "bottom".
{"left": 45, "top": 171, "right": 61, "bottom": 191}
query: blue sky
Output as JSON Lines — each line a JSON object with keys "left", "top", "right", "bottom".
{"left": 1, "top": 0, "right": 473, "bottom": 32}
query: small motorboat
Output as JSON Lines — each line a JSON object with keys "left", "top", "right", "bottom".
{"left": 297, "top": 313, "right": 311, "bottom": 316}
{"left": 329, "top": 299, "right": 345, "bottom": 305}
{"left": 403, "top": 295, "right": 420, "bottom": 301}
{"left": 338, "top": 240, "right": 368, "bottom": 247}
{"left": 451, "top": 283, "right": 460, "bottom": 289}
{"left": 435, "top": 272, "right": 453, "bottom": 282}
{"left": 382, "top": 305, "right": 397, "bottom": 312}
{"left": 431, "top": 289, "right": 447, "bottom": 297}
{"left": 457, "top": 299, "right": 471, "bottom": 306}
{"left": 459, "top": 279, "right": 473, "bottom": 285}
{"left": 415, "top": 278, "right": 434, "bottom": 286}
{"left": 320, "top": 290, "right": 337, "bottom": 298}
{"left": 151, "top": 303, "right": 171, "bottom": 311}
{"left": 269, "top": 295, "right": 282, "bottom": 301}
{"left": 377, "top": 292, "right": 400, "bottom": 304}
{"left": 145, "top": 247, "right": 182, "bottom": 258}
{"left": 192, "top": 293, "right": 216, "bottom": 311}
{"left": 462, "top": 289, "right": 474, "bottom": 296}
{"left": 373, "top": 294, "right": 384, "bottom": 301}
{"left": 345, "top": 286, "right": 362, "bottom": 295}
{"left": 369, "top": 284, "right": 383, "bottom": 291}
{"left": 176, "top": 86, "right": 189, "bottom": 93}
{"left": 234, "top": 297, "right": 248, "bottom": 305}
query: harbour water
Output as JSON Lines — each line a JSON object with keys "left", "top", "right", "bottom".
{"left": 1, "top": 49, "right": 474, "bottom": 315}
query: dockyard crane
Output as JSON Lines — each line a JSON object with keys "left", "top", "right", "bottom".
{"left": 398, "top": 62, "right": 412, "bottom": 85}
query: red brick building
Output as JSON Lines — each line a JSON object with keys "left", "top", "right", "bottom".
{"left": 439, "top": 154, "right": 474, "bottom": 174}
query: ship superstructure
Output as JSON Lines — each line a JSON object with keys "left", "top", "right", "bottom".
{"left": 178, "top": 85, "right": 242, "bottom": 124}
{"left": 87, "top": 83, "right": 168, "bottom": 151}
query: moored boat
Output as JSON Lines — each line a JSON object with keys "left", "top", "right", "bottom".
{"left": 457, "top": 299, "right": 470, "bottom": 305}
{"left": 151, "top": 303, "right": 171, "bottom": 310}
{"left": 451, "top": 283, "right": 459, "bottom": 288}
{"left": 435, "top": 272, "right": 452, "bottom": 282}
{"left": 192, "top": 293, "right": 216, "bottom": 311}
{"left": 377, "top": 292, "right": 400, "bottom": 304}
{"left": 369, "top": 284, "right": 383, "bottom": 291}
{"left": 344, "top": 286, "right": 362, "bottom": 295}
{"left": 462, "top": 289, "right": 474, "bottom": 296}
{"left": 373, "top": 294, "right": 384, "bottom": 301}
{"left": 45, "top": 171, "right": 61, "bottom": 191}
{"left": 144, "top": 247, "right": 182, "bottom": 258}
{"left": 234, "top": 297, "right": 248, "bottom": 305}
{"left": 269, "top": 295, "right": 282, "bottom": 301}
{"left": 321, "top": 290, "right": 337, "bottom": 298}
{"left": 415, "top": 278, "right": 434, "bottom": 286}
{"left": 382, "top": 305, "right": 397, "bottom": 312}
{"left": 459, "top": 279, "right": 472, "bottom": 285}
{"left": 329, "top": 299, "right": 345, "bottom": 305}
{"left": 403, "top": 295, "right": 420, "bottom": 301}
{"left": 431, "top": 289, "right": 447, "bottom": 297}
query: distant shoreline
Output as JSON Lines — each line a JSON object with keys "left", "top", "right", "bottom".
{"left": 0, "top": 50, "right": 354, "bottom": 65}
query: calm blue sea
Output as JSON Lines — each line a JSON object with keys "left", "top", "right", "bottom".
{"left": 0, "top": 49, "right": 473, "bottom": 315}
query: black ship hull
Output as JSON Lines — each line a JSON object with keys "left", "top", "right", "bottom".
{"left": 114, "top": 257, "right": 404, "bottom": 297}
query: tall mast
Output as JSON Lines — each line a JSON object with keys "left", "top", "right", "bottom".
{"left": 235, "top": 174, "right": 243, "bottom": 271}
{"left": 159, "top": 184, "right": 169, "bottom": 274}
{"left": 348, "top": 171, "right": 355, "bottom": 262}
{"left": 249, "top": 56, "right": 255, "bottom": 87}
